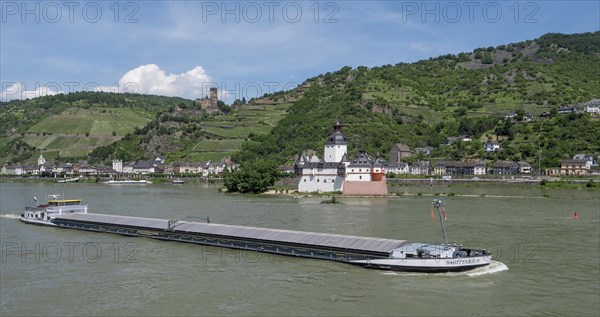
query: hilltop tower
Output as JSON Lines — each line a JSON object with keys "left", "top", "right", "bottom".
{"left": 209, "top": 87, "right": 218, "bottom": 109}
{"left": 196, "top": 87, "right": 219, "bottom": 113}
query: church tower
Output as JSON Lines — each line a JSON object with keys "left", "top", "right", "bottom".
{"left": 37, "top": 154, "right": 46, "bottom": 166}
{"left": 324, "top": 121, "right": 347, "bottom": 163}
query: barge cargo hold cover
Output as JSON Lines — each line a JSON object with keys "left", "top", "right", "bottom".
{"left": 52, "top": 213, "right": 408, "bottom": 262}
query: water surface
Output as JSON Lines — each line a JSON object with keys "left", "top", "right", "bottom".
{"left": 1, "top": 182, "right": 598, "bottom": 316}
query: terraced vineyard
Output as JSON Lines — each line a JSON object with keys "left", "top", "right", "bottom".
{"left": 21, "top": 107, "right": 152, "bottom": 159}
{"left": 27, "top": 107, "right": 151, "bottom": 135}
{"left": 175, "top": 104, "right": 290, "bottom": 162}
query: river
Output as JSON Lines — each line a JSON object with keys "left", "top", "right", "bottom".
{"left": 1, "top": 182, "right": 598, "bottom": 316}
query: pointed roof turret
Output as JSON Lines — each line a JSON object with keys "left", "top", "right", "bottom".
{"left": 373, "top": 154, "right": 384, "bottom": 167}
{"left": 349, "top": 150, "right": 372, "bottom": 166}
{"left": 341, "top": 153, "right": 349, "bottom": 162}
{"left": 326, "top": 121, "right": 347, "bottom": 146}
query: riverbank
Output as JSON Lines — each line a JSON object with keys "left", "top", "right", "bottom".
{"left": 3, "top": 175, "right": 598, "bottom": 192}
{"left": 0, "top": 176, "right": 223, "bottom": 184}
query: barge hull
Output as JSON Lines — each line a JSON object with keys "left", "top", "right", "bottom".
{"left": 51, "top": 213, "right": 406, "bottom": 264}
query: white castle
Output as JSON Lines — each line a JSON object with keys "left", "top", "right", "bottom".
{"left": 295, "top": 121, "right": 388, "bottom": 195}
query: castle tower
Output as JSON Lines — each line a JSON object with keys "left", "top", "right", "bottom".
{"left": 209, "top": 87, "right": 218, "bottom": 109}
{"left": 324, "top": 121, "right": 347, "bottom": 163}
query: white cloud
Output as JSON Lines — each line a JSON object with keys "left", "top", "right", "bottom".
{"left": 117, "top": 64, "right": 214, "bottom": 99}
{"left": 1, "top": 64, "right": 214, "bottom": 101}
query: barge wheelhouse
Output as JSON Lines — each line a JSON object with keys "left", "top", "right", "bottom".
{"left": 20, "top": 195, "right": 88, "bottom": 226}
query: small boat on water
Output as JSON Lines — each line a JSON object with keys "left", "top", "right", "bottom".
{"left": 172, "top": 178, "right": 185, "bottom": 184}
{"left": 19, "top": 195, "right": 88, "bottom": 226}
{"left": 103, "top": 180, "right": 152, "bottom": 184}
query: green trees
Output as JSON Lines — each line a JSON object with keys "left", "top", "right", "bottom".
{"left": 223, "top": 160, "right": 280, "bottom": 194}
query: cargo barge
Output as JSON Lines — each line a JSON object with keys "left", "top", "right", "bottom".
{"left": 19, "top": 196, "right": 492, "bottom": 272}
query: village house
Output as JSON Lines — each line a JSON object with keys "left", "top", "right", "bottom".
{"left": 474, "top": 162, "right": 487, "bottom": 175}
{"left": 122, "top": 163, "right": 135, "bottom": 174}
{"left": 164, "top": 163, "right": 174, "bottom": 174}
{"left": 23, "top": 165, "right": 38, "bottom": 175}
{"left": 386, "top": 162, "right": 409, "bottom": 175}
{"left": 434, "top": 161, "right": 486, "bottom": 175}
{"left": 173, "top": 162, "right": 201, "bottom": 174}
{"left": 414, "top": 147, "right": 434, "bottom": 156}
{"left": 505, "top": 112, "right": 517, "bottom": 121}
{"left": 491, "top": 161, "right": 520, "bottom": 175}
{"left": 52, "top": 163, "right": 74, "bottom": 175}
{"left": 389, "top": 143, "right": 413, "bottom": 163}
{"left": 572, "top": 154, "right": 597, "bottom": 169}
{"left": 279, "top": 165, "right": 295, "bottom": 174}
{"left": 1, "top": 164, "right": 14, "bottom": 175}
{"left": 557, "top": 105, "right": 577, "bottom": 114}
{"left": 78, "top": 164, "right": 98, "bottom": 175}
{"left": 201, "top": 161, "right": 218, "bottom": 177}
{"left": 581, "top": 99, "right": 600, "bottom": 117}
{"left": 133, "top": 160, "right": 155, "bottom": 174}
{"left": 112, "top": 160, "right": 123, "bottom": 173}
{"left": 558, "top": 159, "right": 588, "bottom": 176}
{"left": 484, "top": 141, "right": 501, "bottom": 152}
{"left": 505, "top": 111, "right": 533, "bottom": 123}
{"left": 410, "top": 161, "right": 430, "bottom": 175}
{"left": 517, "top": 161, "right": 532, "bottom": 174}
{"left": 433, "top": 161, "right": 447, "bottom": 175}
{"left": 97, "top": 165, "right": 115, "bottom": 175}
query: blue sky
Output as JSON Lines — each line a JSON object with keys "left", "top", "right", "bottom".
{"left": 1, "top": 1, "right": 598, "bottom": 103}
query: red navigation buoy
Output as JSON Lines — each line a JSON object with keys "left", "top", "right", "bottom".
{"left": 573, "top": 211, "right": 579, "bottom": 220}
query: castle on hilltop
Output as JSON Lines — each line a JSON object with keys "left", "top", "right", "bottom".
{"left": 195, "top": 87, "right": 219, "bottom": 113}
{"left": 295, "top": 121, "right": 388, "bottom": 196}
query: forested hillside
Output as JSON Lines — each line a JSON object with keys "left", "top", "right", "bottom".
{"left": 0, "top": 92, "right": 191, "bottom": 163}
{"left": 235, "top": 31, "right": 600, "bottom": 168}
{"left": 1, "top": 31, "right": 598, "bottom": 168}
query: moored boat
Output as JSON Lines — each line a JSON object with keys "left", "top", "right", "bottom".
{"left": 103, "top": 179, "right": 152, "bottom": 184}
{"left": 56, "top": 177, "right": 80, "bottom": 183}
{"left": 172, "top": 178, "right": 185, "bottom": 184}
